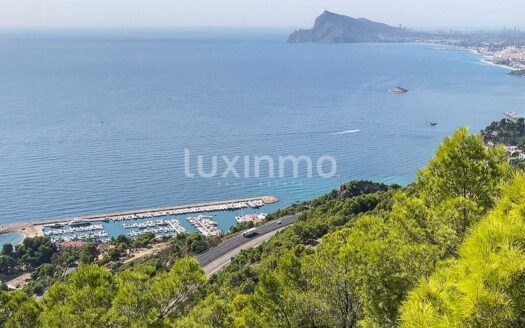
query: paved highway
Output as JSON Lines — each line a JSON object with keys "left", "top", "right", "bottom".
{"left": 197, "top": 214, "right": 298, "bottom": 268}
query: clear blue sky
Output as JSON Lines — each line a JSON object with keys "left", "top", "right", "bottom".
{"left": 2, "top": 0, "right": 524, "bottom": 29}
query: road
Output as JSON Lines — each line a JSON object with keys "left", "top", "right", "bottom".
{"left": 197, "top": 215, "right": 298, "bottom": 274}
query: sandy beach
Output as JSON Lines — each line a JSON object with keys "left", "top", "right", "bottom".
{"left": 479, "top": 58, "right": 515, "bottom": 71}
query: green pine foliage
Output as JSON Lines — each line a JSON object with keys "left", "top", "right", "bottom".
{"left": 401, "top": 172, "right": 525, "bottom": 328}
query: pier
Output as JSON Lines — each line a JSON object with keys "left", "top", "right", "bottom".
{"left": 187, "top": 215, "right": 221, "bottom": 237}
{"left": 0, "top": 196, "right": 278, "bottom": 239}
{"left": 50, "top": 231, "right": 109, "bottom": 243}
{"left": 43, "top": 224, "right": 104, "bottom": 236}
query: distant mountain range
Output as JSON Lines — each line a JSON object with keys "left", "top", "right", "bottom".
{"left": 288, "top": 11, "right": 414, "bottom": 43}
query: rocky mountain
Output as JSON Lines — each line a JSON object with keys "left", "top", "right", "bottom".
{"left": 288, "top": 11, "right": 413, "bottom": 43}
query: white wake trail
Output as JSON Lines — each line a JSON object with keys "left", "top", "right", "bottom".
{"left": 333, "top": 129, "right": 361, "bottom": 135}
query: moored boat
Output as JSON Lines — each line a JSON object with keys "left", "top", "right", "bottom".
{"left": 68, "top": 218, "right": 91, "bottom": 227}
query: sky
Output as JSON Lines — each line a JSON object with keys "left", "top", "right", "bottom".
{"left": 2, "top": 0, "right": 524, "bottom": 29}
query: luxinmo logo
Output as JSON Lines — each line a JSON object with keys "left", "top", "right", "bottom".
{"left": 183, "top": 149, "right": 337, "bottom": 179}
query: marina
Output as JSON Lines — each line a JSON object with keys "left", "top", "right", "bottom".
{"left": 46, "top": 219, "right": 188, "bottom": 242}
{"left": 0, "top": 196, "right": 278, "bottom": 243}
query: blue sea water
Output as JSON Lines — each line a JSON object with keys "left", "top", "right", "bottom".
{"left": 1, "top": 29, "right": 524, "bottom": 244}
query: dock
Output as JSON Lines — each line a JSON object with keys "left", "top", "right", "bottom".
{"left": 127, "top": 219, "right": 186, "bottom": 238}
{"left": 187, "top": 215, "right": 221, "bottom": 237}
{"left": 0, "top": 196, "right": 279, "bottom": 239}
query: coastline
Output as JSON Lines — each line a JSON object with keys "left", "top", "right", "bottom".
{"left": 0, "top": 231, "right": 25, "bottom": 246}
{"left": 480, "top": 58, "right": 515, "bottom": 71}
{"left": 468, "top": 49, "right": 524, "bottom": 72}
{"left": 417, "top": 41, "right": 522, "bottom": 72}
{"left": 0, "top": 224, "right": 44, "bottom": 240}
{"left": 0, "top": 196, "right": 279, "bottom": 243}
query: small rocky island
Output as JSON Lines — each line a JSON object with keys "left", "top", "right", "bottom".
{"left": 390, "top": 87, "right": 409, "bottom": 94}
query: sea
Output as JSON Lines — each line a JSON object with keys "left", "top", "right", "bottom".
{"left": 1, "top": 28, "right": 524, "bottom": 245}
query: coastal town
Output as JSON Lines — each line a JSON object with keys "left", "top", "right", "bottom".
{"left": 417, "top": 30, "right": 525, "bottom": 73}
{"left": 482, "top": 46, "right": 525, "bottom": 71}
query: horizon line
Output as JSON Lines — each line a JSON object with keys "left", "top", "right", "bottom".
{"left": 1, "top": 24, "right": 525, "bottom": 32}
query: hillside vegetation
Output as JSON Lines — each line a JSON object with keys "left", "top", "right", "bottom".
{"left": 3, "top": 127, "right": 525, "bottom": 328}
{"left": 481, "top": 118, "right": 525, "bottom": 148}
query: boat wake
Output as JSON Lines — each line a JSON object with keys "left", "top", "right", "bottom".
{"left": 333, "top": 129, "right": 361, "bottom": 135}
